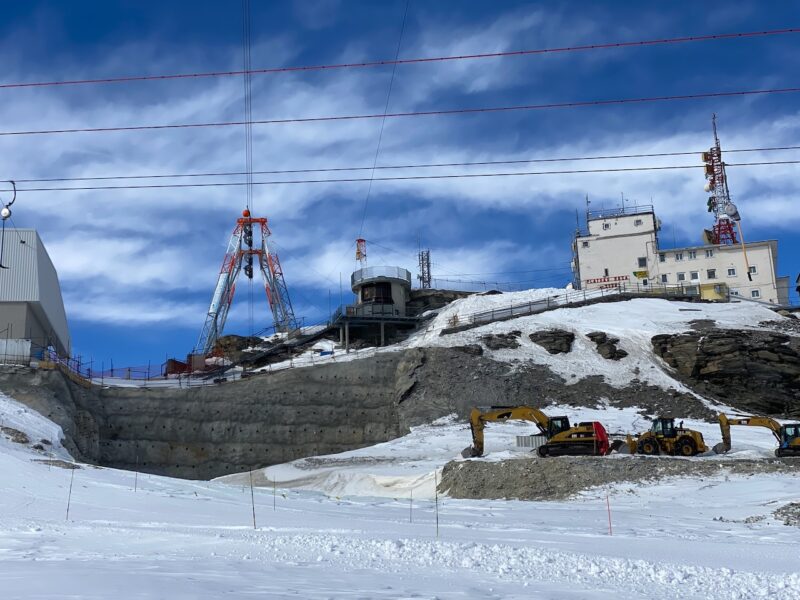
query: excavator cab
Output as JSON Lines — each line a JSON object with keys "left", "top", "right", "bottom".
{"left": 548, "top": 416, "right": 571, "bottom": 438}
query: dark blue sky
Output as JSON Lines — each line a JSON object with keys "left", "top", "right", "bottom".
{"left": 1, "top": 0, "right": 798, "bottom": 367}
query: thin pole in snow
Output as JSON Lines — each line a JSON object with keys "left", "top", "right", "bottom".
{"left": 134, "top": 445, "right": 139, "bottom": 492}
{"left": 65, "top": 466, "right": 76, "bottom": 521}
{"left": 606, "top": 493, "right": 613, "bottom": 536}
{"left": 434, "top": 471, "right": 439, "bottom": 538}
{"left": 409, "top": 488, "right": 413, "bottom": 523}
{"left": 249, "top": 471, "right": 257, "bottom": 529}
{"left": 273, "top": 478, "right": 276, "bottom": 511}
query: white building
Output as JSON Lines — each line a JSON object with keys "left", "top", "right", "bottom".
{"left": 0, "top": 229, "right": 71, "bottom": 359}
{"left": 571, "top": 206, "right": 790, "bottom": 305}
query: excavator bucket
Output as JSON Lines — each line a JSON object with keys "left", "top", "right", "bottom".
{"left": 461, "top": 446, "right": 481, "bottom": 459}
{"left": 712, "top": 442, "right": 728, "bottom": 454}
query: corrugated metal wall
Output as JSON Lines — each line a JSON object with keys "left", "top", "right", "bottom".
{"left": 0, "top": 229, "right": 70, "bottom": 355}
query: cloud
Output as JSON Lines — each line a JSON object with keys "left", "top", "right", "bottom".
{"left": 1, "top": 3, "right": 797, "bottom": 335}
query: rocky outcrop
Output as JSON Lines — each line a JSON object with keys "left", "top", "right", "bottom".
{"left": 651, "top": 329, "right": 800, "bottom": 417}
{"left": 586, "top": 331, "right": 629, "bottom": 361}
{"left": 481, "top": 331, "right": 522, "bottom": 350}
{"left": 528, "top": 330, "right": 575, "bottom": 354}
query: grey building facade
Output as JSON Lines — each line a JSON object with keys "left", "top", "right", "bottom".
{"left": 0, "top": 229, "right": 70, "bottom": 358}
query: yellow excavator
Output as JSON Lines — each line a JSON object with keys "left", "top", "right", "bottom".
{"left": 716, "top": 413, "right": 800, "bottom": 457}
{"left": 624, "top": 417, "right": 708, "bottom": 457}
{"left": 461, "top": 406, "right": 612, "bottom": 458}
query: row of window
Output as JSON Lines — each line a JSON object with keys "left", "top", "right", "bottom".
{"left": 659, "top": 266, "right": 756, "bottom": 281}
{"left": 600, "top": 218, "right": 646, "bottom": 231}
{"left": 644, "top": 277, "right": 762, "bottom": 298}
{"left": 659, "top": 249, "right": 715, "bottom": 262}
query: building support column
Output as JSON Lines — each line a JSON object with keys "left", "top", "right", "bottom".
{"left": 380, "top": 321, "right": 385, "bottom": 347}
{"left": 345, "top": 322, "right": 350, "bottom": 353}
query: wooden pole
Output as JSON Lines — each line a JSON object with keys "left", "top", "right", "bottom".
{"left": 249, "top": 471, "right": 257, "bottom": 529}
{"left": 65, "top": 466, "right": 76, "bottom": 521}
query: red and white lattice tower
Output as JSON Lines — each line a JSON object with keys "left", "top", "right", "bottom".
{"left": 355, "top": 238, "right": 367, "bottom": 267}
{"left": 195, "top": 209, "right": 296, "bottom": 355}
{"left": 702, "top": 114, "right": 741, "bottom": 245}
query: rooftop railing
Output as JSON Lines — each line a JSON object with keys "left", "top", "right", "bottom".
{"left": 351, "top": 266, "right": 412, "bottom": 287}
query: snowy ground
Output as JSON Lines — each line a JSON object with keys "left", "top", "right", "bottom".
{"left": 2, "top": 393, "right": 799, "bottom": 599}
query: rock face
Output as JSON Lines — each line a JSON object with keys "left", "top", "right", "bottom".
{"left": 651, "top": 329, "right": 800, "bottom": 417}
{"left": 480, "top": 331, "right": 522, "bottom": 350}
{"left": 586, "top": 331, "right": 629, "bottom": 361}
{"left": 528, "top": 330, "right": 575, "bottom": 354}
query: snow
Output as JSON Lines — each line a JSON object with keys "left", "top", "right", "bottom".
{"left": 2, "top": 393, "right": 799, "bottom": 598}
{"left": 407, "top": 296, "right": 781, "bottom": 392}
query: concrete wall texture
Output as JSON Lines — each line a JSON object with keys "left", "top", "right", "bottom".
{"left": 0, "top": 353, "right": 405, "bottom": 480}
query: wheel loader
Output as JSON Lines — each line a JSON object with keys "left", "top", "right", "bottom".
{"left": 715, "top": 413, "right": 800, "bottom": 457}
{"left": 624, "top": 417, "right": 708, "bottom": 457}
{"left": 461, "top": 406, "right": 611, "bottom": 458}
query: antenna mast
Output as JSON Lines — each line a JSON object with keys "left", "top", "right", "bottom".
{"left": 702, "top": 114, "right": 740, "bottom": 244}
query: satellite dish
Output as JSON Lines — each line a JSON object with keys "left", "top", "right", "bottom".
{"left": 724, "top": 203, "right": 738, "bottom": 217}
{"left": 704, "top": 182, "right": 713, "bottom": 192}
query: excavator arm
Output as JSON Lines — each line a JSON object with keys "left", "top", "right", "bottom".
{"left": 462, "top": 406, "right": 550, "bottom": 458}
{"left": 717, "top": 413, "right": 782, "bottom": 453}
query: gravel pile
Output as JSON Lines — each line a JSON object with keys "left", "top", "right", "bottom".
{"left": 439, "top": 455, "right": 800, "bottom": 501}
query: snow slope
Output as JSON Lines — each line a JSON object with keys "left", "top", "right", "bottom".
{"left": 2, "top": 393, "right": 800, "bottom": 598}
{"left": 2, "top": 393, "right": 799, "bottom": 599}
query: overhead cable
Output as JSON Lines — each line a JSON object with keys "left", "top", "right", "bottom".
{"left": 0, "top": 28, "right": 796, "bottom": 90}
{"left": 1, "top": 87, "right": 797, "bottom": 137}
{"left": 6, "top": 145, "right": 798, "bottom": 184}
{"left": 3, "top": 160, "right": 797, "bottom": 193}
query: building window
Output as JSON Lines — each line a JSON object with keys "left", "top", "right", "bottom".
{"left": 675, "top": 252, "right": 684, "bottom": 261}
{"left": 688, "top": 250, "right": 697, "bottom": 260}
{"left": 749, "top": 265, "right": 758, "bottom": 275}
{"left": 637, "top": 257, "right": 647, "bottom": 268}
{"left": 603, "top": 268, "right": 609, "bottom": 277}
{"left": 642, "top": 279, "right": 648, "bottom": 286}
{"left": 686, "top": 286, "right": 699, "bottom": 296}
{"left": 705, "top": 249, "right": 714, "bottom": 258}
{"left": 603, "top": 223, "right": 611, "bottom": 230}
{"left": 677, "top": 272, "right": 686, "bottom": 282}
{"left": 727, "top": 267, "right": 736, "bottom": 277}
{"left": 731, "top": 290, "right": 740, "bottom": 296}
{"left": 751, "top": 289, "right": 761, "bottom": 299}
{"left": 707, "top": 269, "right": 717, "bottom": 280}
{"left": 661, "top": 274, "right": 668, "bottom": 283}
{"left": 690, "top": 271, "right": 699, "bottom": 281}
{"left": 581, "top": 241, "right": 589, "bottom": 248}
{"left": 634, "top": 218, "right": 643, "bottom": 226}
{"left": 659, "top": 253, "right": 666, "bottom": 263}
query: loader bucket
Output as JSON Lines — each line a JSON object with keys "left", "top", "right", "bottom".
{"left": 610, "top": 439, "right": 630, "bottom": 454}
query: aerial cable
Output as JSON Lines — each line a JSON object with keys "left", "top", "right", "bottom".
{"left": 0, "top": 180, "right": 17, "bottom": 269}
{"left": 0, "top": 28, "right": 796, "bottom": 90}
{"left": 358, "top": 0, "right": 410, "bottom": 238}
{"left": 3, "top": 160, "right": 798, "bottom": 193}
{"left": 1, "top": 86, "right": 798, "bottom": 137}
{"left": 5, "top": 144, "right": 799, "bottom": 185}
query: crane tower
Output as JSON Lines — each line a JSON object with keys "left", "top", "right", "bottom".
{"left": 195, "top": 209, "right": 296, "bottom": 355}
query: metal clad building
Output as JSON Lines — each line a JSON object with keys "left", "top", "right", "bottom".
{"left": 0, "top": 229, "right": 70, "bottom": 357}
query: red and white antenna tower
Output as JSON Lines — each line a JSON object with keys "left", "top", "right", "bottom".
{"left": 195, "top": 209, "right": 296, "bottom": 355}
{"left": 355, "top": 238, "right": 367, "bottom": 267}
{"left": 702, "top": 114, "right": 741, "bottom": 245}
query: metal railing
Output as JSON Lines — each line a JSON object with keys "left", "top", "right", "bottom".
{"left": 351, "top": 266, "right": 412, "bottom": 287}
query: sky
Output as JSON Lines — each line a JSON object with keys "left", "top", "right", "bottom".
{"left": 0, "top": 0, "right": 798, "bottom": 368}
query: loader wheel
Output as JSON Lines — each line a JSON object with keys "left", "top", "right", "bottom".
{"left": 676, "top": 438, "right": 697, "bottom": 457}
{"left": 637, "top": 438, "right": 660, "bottom": 455}
{"left": 775, "top": 448, "right": 785, "bottom": 458}
{"left": 537, "top": 445, "right": 549, "bottom": 458}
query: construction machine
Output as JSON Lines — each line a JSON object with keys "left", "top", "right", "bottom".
{"left": 461, "top": 406, "right": 611, "bottom": 458}
{"left": 716, "top": 413, "right": 800, "bottom": 457}
{"left": 625, "top": 417, "right": 708, "bottom": 457}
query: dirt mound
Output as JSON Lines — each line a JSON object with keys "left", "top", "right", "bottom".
{"left": 439, "top": 455, "right": 800, "bottom": 501}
